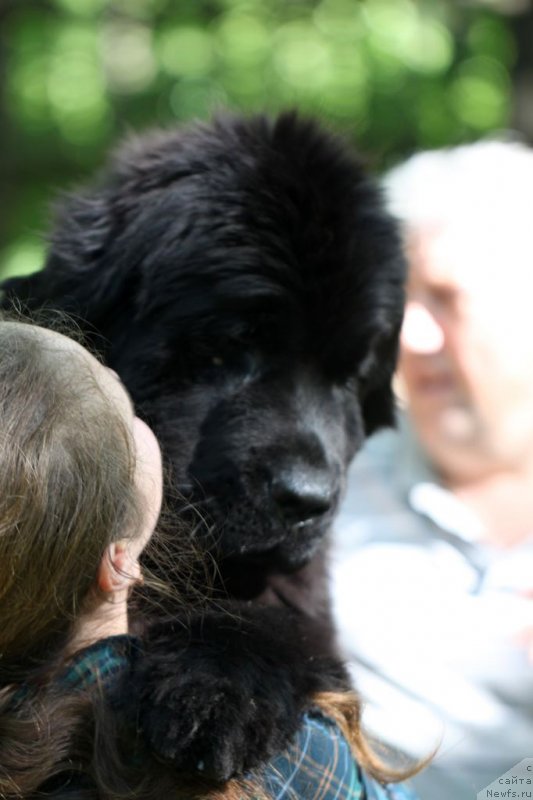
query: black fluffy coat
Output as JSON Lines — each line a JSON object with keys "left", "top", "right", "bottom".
{"left": 1, "top": 112, "right": 405, "bottom": 780}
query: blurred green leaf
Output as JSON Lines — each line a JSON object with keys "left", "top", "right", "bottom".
{"left": 102, "top": 22, "right": 158, "bottom": 93}
{"left": 215, "top": 14, "right": 271, "bottom": 66}
{"left": 467, "top": 16, "right": 516, "bottom": 65}
{"left": 53, "top": 0, "right": 107, "bottom": 18}
{"left": 451, "top": 56, "right": 510, "bottom": 129}
{"left": 158, "top": 25, "right": 214, "bottom": 77}
{"left": 0, "top": 240, "right": 45, "bottom": 280}
{"left": 273, "top": 22, "right": 332, "bottom": 90}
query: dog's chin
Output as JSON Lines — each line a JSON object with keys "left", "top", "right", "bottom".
{"left": 184, "top": 490, "right": 333, "bottom": 573}
{"left": 271, "top": 522, "right": 327, "bottom": 571}
{"left": 226, "top": 519, "right": 328, "bottom": 573}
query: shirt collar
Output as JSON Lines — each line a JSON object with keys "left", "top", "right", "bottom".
{"left": 395, "top": 413, "right": 485, "bottom": 543}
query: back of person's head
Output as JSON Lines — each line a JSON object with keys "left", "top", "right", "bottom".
{"left": 0, "top": 317, "right": 141, "bottom": 677}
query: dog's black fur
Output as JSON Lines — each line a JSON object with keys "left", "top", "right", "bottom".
{"left": 1, "top": 112, "right": 405, "bottom": 780}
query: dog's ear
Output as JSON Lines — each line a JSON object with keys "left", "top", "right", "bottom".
{"left": 1, "top": 190, "right": 130, "bottom": 330}
{"left": 361, "top": 381, "right": 396, "bottom": 435}
{"left": 359, "top": 327, "right": 401, "bottom": 435}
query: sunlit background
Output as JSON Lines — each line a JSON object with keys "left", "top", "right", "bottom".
{"left": 1, "top": 0, "right": 531, "bottom": 279}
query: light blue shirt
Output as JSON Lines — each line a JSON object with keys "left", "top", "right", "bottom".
{"left": 331, "top": 416, "right": 533, "bottom": 800}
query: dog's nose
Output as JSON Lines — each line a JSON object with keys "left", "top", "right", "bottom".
{"left": 271, "top": 468, "right": 335, "bottom": 524}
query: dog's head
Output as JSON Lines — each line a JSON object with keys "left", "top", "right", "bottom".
{"left": 2, "top": 112, "right": 405, "bottom": 581}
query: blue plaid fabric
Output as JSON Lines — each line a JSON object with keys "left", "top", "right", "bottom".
{"left": 61, "top": 634, "right": 134, "bottom": 691}
{"left": 264, "top": 712, "right": 418, "bottom": 800}
{"left": 62, "top": 636, "right": 418, "bottom": 800}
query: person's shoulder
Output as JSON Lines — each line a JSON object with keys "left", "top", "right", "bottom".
{"left": 264, "top": 711, "right": 364, "bottom": 798}
{"left": 263, "top": 712, "right": 418, "bottom": 800}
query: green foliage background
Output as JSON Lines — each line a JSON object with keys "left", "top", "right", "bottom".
{"left": 0, "top": 0, "right": 517, "bottom": 279}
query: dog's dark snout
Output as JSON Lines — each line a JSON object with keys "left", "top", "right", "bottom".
{"left": 271, "top": 468, "right": 335, "bottom": 524}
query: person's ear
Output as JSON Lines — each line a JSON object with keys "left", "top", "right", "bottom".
{"left": 97, "top": 541, "right": 141, "bottom": 595}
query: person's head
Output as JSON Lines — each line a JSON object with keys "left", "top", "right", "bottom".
{"left": 0, "top": 315, "right": 162, "bottom": 678}
{"left": 385, "top": 141, "right": 533, "bottom": 482}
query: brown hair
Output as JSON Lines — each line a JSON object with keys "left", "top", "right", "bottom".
{"left": 313, "top": 691, "right": 429, "bottom": 785}
{"left": 0, "top": 316, "right": 141, "bottom": 675}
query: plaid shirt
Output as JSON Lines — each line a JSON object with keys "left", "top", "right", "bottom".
{"left": 264, "top": 711, "right": 417, "bottom": 800}
{"left": 63, "top": 636, "right": 418, "bottom": 800}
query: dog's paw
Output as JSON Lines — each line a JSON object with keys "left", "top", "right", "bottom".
{"left": 128, "top": 608, "right": 347, "bottom": 782}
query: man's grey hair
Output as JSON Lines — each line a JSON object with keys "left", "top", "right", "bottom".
{"left": 383, "top": 139, "right": 533, "bottom": 232}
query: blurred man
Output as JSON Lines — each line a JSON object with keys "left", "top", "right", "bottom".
{"left": 331, "top": 141, "right": 533, "bottom": 800}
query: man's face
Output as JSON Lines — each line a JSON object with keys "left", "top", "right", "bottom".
{"left": 399, "top": 225, "right": 533, "bottom": 481}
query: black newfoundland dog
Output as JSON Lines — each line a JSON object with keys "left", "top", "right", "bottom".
{"left": 2, "top": 112, "right": 405, "bottom": 779}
